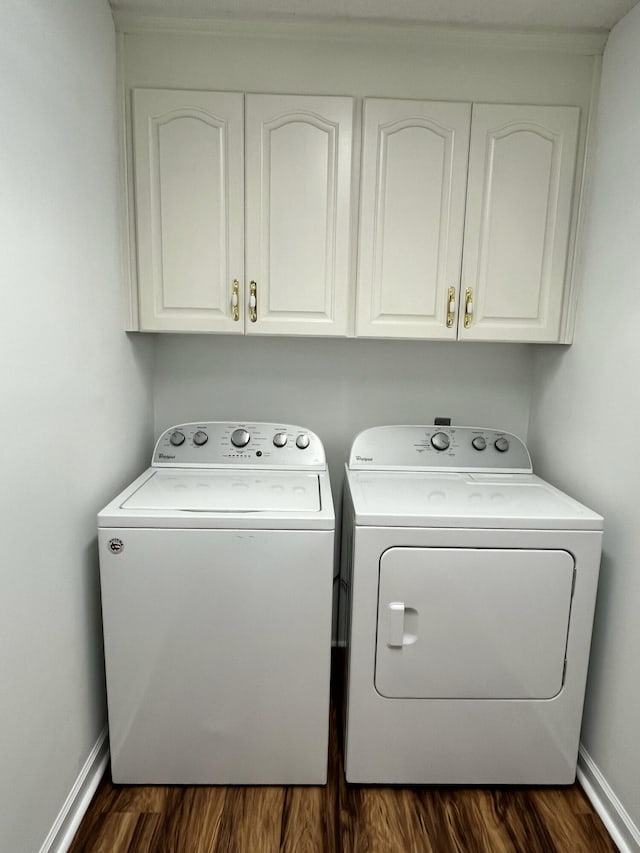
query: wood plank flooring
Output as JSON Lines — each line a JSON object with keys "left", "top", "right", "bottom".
{"left": 70, "top": 660, "right": 616, "bottom": 853}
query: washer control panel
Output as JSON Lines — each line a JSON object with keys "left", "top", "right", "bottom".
{"left": 153, "top": 422, "right": 326, "bottom": 469}
{"left": 349, "top": 426, "right": 531, "bottom": 472}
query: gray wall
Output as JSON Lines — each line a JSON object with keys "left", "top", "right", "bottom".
{"left": 528, "top": 3, "right": 640, "bottom": 834}
{"left": 0, "top": 2, "right": 153, "bottom": 850}
{"left": 154, "top": 336, "right": 534, "bottom": 502}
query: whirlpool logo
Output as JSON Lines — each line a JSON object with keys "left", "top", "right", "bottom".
{"left": 355, "top": 455, "right": 373, "bottom": 462}
{"left": 108, "top": 538, "right": 124, "bottom": 555}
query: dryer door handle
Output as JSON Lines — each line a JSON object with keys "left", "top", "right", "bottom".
{"left": 387, "top": 602, "right": 405, "bottom": 647}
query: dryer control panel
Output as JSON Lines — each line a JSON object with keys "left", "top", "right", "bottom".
{"left": 152, "top": 422, "right": 326, "bottom": 470}
{"left": 349, "top": 426, "right": 532, "bottom": 473}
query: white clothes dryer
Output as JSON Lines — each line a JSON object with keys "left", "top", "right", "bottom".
{"left": 342, "top": 425, "right": 603, "bottom": 785}
{"left": 98, "top": 421, "right": 334, "bottom": 785}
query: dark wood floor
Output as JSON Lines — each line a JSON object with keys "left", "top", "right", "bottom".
{"left": 70, "top": 661, "right": 616, "bottom": 853}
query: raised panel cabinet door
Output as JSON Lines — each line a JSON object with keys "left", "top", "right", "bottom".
{"left": 460, "top": 104, "right": 580, "bottom": 342}
{"left": 245, "top": 94, "right": 354, "bottom": 336}
{"left": 356, "top": 99, "right": 471, "bottom": 339}
{"left": 133, "top": 89, "right": 244, "bottom": 332}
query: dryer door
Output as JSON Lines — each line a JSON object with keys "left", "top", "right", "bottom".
{"left": 375, "top": 547, "right": 574, "bottom": 699}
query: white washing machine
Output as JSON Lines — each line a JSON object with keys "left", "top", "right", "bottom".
{"left": 342, "top": 425, "right": 603, "bottom": 785}
{"left": 98, "top": 421, "right": 334, "bottom": 785}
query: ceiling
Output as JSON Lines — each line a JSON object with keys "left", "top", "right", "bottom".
{"left": 109, "top": 0, "right": 639, "bottom": 32}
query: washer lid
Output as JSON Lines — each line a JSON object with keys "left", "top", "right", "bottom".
{"left": 346, "top": 471, "right": 603, "bottom": 530}
{"left": 122, "top": 470, "right": 321, "bottom": 513}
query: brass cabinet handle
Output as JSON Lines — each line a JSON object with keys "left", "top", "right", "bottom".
{"left": 464, "top": 287, "right": 474, "bottom": 329}
{"left": 446, "top": 287, "right": 456, "bottom": 328}
{"left": 249, "top": 281, "right": 257, "bottom": 323}
{"left": 231, "top": 279, "right": 240, "bottom": 321}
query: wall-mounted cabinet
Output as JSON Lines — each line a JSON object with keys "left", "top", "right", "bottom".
{"left": 129, "top": 88, "right": 581, "bottom": 344}
{"left": 132, "top": 89, "right": 354, "bottom": 335}
{"left": 356, "top": 99, "right": 580, "bottom": 342}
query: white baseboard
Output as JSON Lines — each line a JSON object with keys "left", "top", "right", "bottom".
{"left": 35, "top": 730, "right": 637, "bottom": 853}
{"left": 38, "top": 727, "right": 109, "bottom": 853}
{"left": 577, "top": 744, "right": 640, "bottom": 853}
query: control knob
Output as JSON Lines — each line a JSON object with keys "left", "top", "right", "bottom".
{"left": 430, "top": 431, "right": 450, "bottom": 452}
{"left": 169, "top": 430, "right": 185, "bottom": 447}
{"left": 231, "top": 428, "right": 250, "bottom": 448}
{"left": 494, "top": 437, "right": 510, "bottom": 453}
{"left": 193, "top": 430, "right": 208, "bottom": 447}
{"left": 296, "top": 433, "right": 310, "bottom": 450}
{"left": 273, "top": 432, "right": 288, "bottom": 448}
{"left": 472, "top": 436, "right": 487, "bottom": 451}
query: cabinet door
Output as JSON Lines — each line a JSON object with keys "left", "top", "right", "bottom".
{"left": 133, "top": 89, "right": 244, "bottom": 333}
{"left": 245, "top": 94, "right": 354, "bottom": 336}
{"left": 356, "top": 99, "right": 471, "bottom": 339}
{"left": 460, "top": 104, "right": 579, "bottom": 342}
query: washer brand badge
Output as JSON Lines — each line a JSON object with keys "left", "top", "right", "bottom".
{"left": 108, "top": 538, "right": 124, "bottom": 555}
{"left": 159, "top": 453, "right": 176, "bottom": 460}
{"left": 356, "top": 455, "right": 373, "bottom": 462}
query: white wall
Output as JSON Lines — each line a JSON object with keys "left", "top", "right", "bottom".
{"left": 154, "top": 336, "right": 534, "bottom": 498}
{"left": 0, "top": 2, "right": 154, "bottom": 851}
{"left": 528, "top": 3, "right": 640, "bottom": 836}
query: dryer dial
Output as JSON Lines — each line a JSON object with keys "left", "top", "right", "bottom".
{"left": 430, "top": 432, "right": 450, "bottom": 451}
{"left": 231, "top": 428, "right": 250, "bottom": 448}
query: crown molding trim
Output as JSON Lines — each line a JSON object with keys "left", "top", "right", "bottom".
{"left": 111, "top": 12, "right": 608, "bottom": 54}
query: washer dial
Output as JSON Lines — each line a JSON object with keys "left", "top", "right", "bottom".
{"left": 296, "top": 434, "right": 310, "bottom": 450}
{"left": 472, "top": 436, "right": 487, "bottom": 451}
{"left": 430, "top": 432, "right": 450, "bottom": 451}
{"left": 494, "top": 437, "right": 510, "bottom": 453}
{"left": 273, "top": 432, "right": 288, "bottom": 448}
{"left": 231, "top": 428, "right": 250, "bottom": 448}
{"left": 193, "top": 430, "right": 208, "bottom": 447}
{"left": 169, "top": 430, "right": 185, "bottom": 447}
